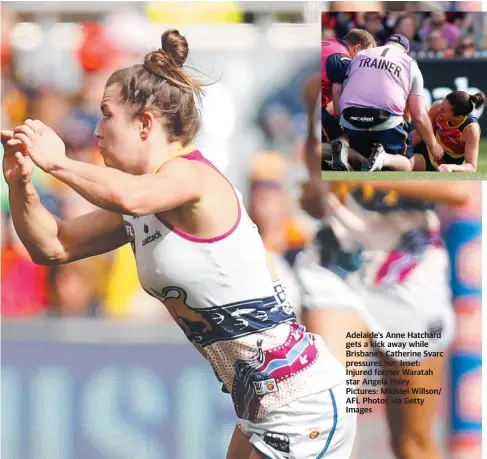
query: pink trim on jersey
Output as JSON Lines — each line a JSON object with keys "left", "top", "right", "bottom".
{"left": 155, "top": 149, "right": 242, "bottom": 243}
{"left": 256, "top": 322, "right": 319, "bottom": 382}
{"left": 375, "top": 252, "right": 418, "bottom": 285}
{"left": 375, "top": 230, "right": 443, "bottom": 285}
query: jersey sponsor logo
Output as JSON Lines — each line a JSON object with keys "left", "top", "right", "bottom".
{"left": 349, "top": 115, "right": 374, "bottom": 122}
{"left": 263, "top": 432, "right": 290, "bottom": 454}
{"left": 253, "top": 378, "right": 278, "bottom": 395}
{"left": 142, "top": 230, "right": 162, "bottom": 246}
{"left": 124, "top": 221, "right": 135, "bottom": 240}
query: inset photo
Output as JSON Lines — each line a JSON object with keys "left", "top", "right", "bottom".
{"left": 321, "top": 11, "right": 487, "bottom": 178}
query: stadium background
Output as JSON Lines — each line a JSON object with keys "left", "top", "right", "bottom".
{"left": 322, "top": 8, "right": 487, "bottom": 174}
{"left": 0, "top": 2, "right": 482, "bottom": 459}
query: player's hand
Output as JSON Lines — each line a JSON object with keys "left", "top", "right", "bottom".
{"left": 430, "top": 143, "right": 444, "bottom": 161}
{"left": 1, "top": 130, "right": 34, "bottom": 186}
{"left": 299, "top": 178, "right": 325, "bottom": 220}
{"left": 13, "top": 119, "right": 67, "bottom": 173}
{"left": 438, "top": 164, "right": 455, "bottom": 172}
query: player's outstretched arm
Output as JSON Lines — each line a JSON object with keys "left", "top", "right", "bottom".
{"left": 15, "top": 202, "right": 127, "bottom": 265}
{"left": 407, "top": 63, "right": 443, "bottom": 161}
{"left": 12, "top": 120, "right": 202, "bottom": 217}
{"left": 460, "top": 124, "right": 479, "bottom": 172}
{"left": 341, "top": 181, "right": 472, "bottom": 206}
{"left": 302, "top": 73, "right": 321, "bottom": 179}
{"left": 410, "top": 102, "right": 441, "bottom": 147}
{"left": 331, "top": 83, "right": 344, "bottom": 118}
{"left": 408, "top": 95, "right": 443, "bottom": 159}
{"left": 2, "top": 129, "right": 127, "bottom": 265}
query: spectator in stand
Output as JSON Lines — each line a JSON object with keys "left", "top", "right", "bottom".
{"left": 48, "top": 261, "right": 102, "bottom": 317}
{"left": 324, "top": 9, "right": 486, "bottom": 57}
{"left": 59, "top": 113, "right": 103, "bottom": 167}
{"left": 394, "top": 13, "right": 424, "bottom": 53}
{"left": 322, "top": 12, "right": 353, "bottom": 40}
{"left": 455, "top": 35, "right": 478, "bottom": 56}
{"left": 1, "top": 213, "right": 50, "bottom": 317}
{"left": 427, "top": 29, "right": 453, "bottom": 55}
{"left": 29, "top": 89, "right": 72, "bottom": 135}
{"left": 453, "top": 2, "right": 483, "bottom": 11}
{"left": 1, "top": 5, "right": 28, "bottom": 130}
{"left": 420, "top": 12, "right": 461, "bottom": 50}
{"left": 322, "top": 27, "right": 336, "bottom": 40}
{"left": 359, "top": 12, "right": 389, "bottom": 45}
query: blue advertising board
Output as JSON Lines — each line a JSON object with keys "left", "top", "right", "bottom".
{"left": 2, "top": 341, "right": 236, "bottom": 459}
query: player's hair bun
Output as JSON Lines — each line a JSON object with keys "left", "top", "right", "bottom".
{"left": 470, "top": 92, "right": 486, "bottom": 110}
{"left": 160, "top": 29, "right": 188, "bottom": 68}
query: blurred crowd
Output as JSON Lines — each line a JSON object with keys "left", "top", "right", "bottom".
{"left": 322, "top": 11, "right": 487, "bottom": 57}
{"left": 4, "top": 2, "right": 484, "bottom": 321}
{"left": 1, "top": 4, "right": 315, "bottom": 320}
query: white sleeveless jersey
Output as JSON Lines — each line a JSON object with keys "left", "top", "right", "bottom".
{"left": 312, "top": 182, "right": 443, "bottom": 286}
{"left": 122, "top": 149, "right": 345, "bottom": 421}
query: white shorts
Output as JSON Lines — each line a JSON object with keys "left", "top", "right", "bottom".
{"left": 238, "top": 381, "right": 356, "bottom": 459}
{"left": 294, "top": 246, "right": 455, "bottom": 359}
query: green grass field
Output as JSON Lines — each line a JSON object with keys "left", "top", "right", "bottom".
{"left": 322, "top": 138, "right": 487, "bottom": 180}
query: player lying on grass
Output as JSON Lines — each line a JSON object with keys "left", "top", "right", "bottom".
{"left": 412, "top": 90, "right": 485, "bottom": 172}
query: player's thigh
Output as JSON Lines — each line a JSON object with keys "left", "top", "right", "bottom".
{"left": 375, "top": 124, "right": 411, "bottom": 158}
{"left": 226, "top": 423, "right": 254, "bottom": 459}
{"left": 413, "top": 153, "right": 427, "bottom": 171}
{"left": 380, "top": 353, "right": 446, "bottom": 439}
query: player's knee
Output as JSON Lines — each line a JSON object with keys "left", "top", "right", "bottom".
{"left": 390, "top": 430, "right": 438, "bottom": 459}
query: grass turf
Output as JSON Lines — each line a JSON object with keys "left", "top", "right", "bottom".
{"left": 322, "top": 138, "right": 487, "bottom": 181}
